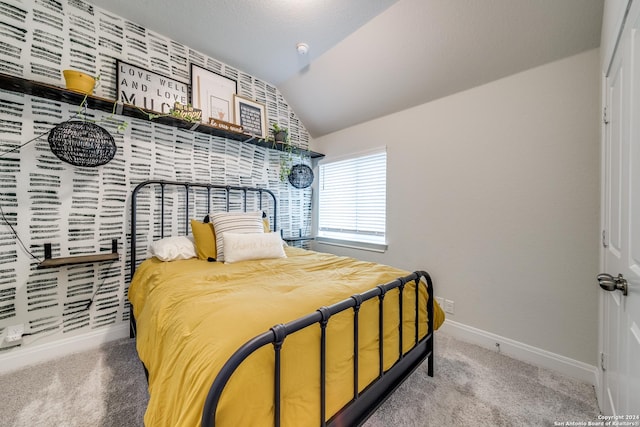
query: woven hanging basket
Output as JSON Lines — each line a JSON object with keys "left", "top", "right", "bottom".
{"left": 48, "top": 121, "right": 116, "bottom": 167}
{"left": 288, "top": 164, "right": 314, "bottom": 189}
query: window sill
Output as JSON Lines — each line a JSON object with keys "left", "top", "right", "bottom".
{"left": 315, "top": 237, "right": 387, "bottom": 253}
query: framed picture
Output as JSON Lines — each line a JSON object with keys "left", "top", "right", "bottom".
{"left": 117, "top": 59, "right": 188, "bottom": 114}
{"left": 233, "top": 95, "right": 267, "bottom": 139}
{"left": 190, "top": 64, "right": 237, "bottom": 123}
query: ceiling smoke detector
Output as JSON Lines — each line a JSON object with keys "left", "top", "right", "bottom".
{"left": 296, "top": 43, "right": 309, "bottom": 55}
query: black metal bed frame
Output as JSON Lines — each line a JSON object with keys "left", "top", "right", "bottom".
{"left": 129, "top": 180, "right": 277, "bottom": 337}
{"left": 128, "top": 180, "right": 435, "bottom": 427}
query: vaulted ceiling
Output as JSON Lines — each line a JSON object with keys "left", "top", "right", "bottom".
{"left": 89, "top": 0, "right": 604, "bottom": 138}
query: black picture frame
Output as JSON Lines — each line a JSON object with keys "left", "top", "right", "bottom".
{"left": 233, "top": 94, "right": 267, "bottom": 139}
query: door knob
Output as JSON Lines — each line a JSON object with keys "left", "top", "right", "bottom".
{"left": 597, "top": 273, "right": 628, "bottom": 296}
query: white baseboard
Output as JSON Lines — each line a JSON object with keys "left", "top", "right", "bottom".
{"left": 0, "top": 322, "right": 130, "bottom": 374}
{"left": 439, "top": 320, "right": 598, "bottom": 386}
{"left": 594, "top": 365, "right": 604, "bottom": 412}
{"left": 0, "top": 319, "right": 599, "bottom": 388}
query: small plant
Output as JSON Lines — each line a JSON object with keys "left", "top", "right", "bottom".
{"left": 73, "top": 74, "right": 129, "bottom": 133}
{"left": 271, "top": 123, "right": 289, "bottom": 143}
{"left": 268, "top": 123, "right": 295, "bottom": 182}
{"left": 72, "top": 74, "right": 200, "bottom": 133}
{"left": 279, "top": 156, "right": 292, "bottom": 182}
{"left": 270, "top": 123, "right": 311, "bottom": 185}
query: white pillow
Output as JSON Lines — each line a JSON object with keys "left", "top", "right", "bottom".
{"left": 210, "top": 211, "right": 264, "bottom": 262}
{"left": 149, "top": 235, "right": 196, "bottom": 261}
{"left": 223, "top": 232, "right": 286, "bottom": 264}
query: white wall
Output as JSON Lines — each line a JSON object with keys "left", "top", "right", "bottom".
{"left": 311, "top": 49, "right": 600, "bottom": 365}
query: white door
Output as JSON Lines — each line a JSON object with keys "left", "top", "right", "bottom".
{"left": 601, "top": 0, "right": 640, "bottom": 415}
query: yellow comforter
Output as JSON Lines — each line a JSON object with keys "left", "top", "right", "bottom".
{"left": 129, "top": 246, "right": 444, "bottom": 427}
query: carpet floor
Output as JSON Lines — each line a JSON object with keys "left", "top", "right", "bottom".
{"left": 364, "top": 333, "right": 599, "bottom": 426}
{"left": 0, "top": 331, "right": 600, "bottom": 426}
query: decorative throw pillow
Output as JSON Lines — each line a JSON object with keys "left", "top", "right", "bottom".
{"left": 190, "top": 219, "right": 217, "bottom": 260}
{"left": 210, "top": 211, "right": 264, "bottom": 262}
{"left": 149, "top": 235, "right": 196, "bottom": 261}
{"left": 223, "top": 232, "right": 286, "bottom": 263}
{"left": 211, "top": 212, "right": 271, "bottom": 231}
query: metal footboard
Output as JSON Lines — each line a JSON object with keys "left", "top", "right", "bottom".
{"left": 201, "top": 270, "right": 435, "bottom": 427}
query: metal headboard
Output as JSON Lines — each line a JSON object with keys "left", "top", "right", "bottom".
{"left": 130, "top": 180, "right": 277, "bottom": 280}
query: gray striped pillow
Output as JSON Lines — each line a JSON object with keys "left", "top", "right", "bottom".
{"left": 210, "top": 211, "right": 264, "bottom": 262}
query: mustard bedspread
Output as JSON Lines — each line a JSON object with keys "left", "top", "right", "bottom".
{"left": 129, "top": 246, "right": 444, "bottom": 427}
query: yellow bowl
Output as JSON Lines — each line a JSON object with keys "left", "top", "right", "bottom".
{"left": 63, "top": 70, "right": 95, "bottom": 95}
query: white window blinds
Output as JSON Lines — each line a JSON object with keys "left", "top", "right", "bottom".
{"left": 318, "top": 149, "right": 386, "bottom": 245}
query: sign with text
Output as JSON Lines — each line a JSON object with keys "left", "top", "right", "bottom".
{"left": 116, "top": 60, "right": 188, "bottom": 114}
{"left": 233, "top": 95, "right": 266, "bottom": 139}
{"left": 208, "top": 118, "right": 243, "bottom": 133}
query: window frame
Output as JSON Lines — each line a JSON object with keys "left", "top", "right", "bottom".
{"left": 316, "top": 147, "right": 388, "bottom": 253}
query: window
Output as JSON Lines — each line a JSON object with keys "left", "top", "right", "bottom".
{"left": 317, "top": 148, "right": 387, "bottom": 251}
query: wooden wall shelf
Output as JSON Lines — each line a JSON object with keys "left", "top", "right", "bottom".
{"left": 38, "top": 240, "right": 119, "bottom": 269}
{"left": 0, "top": 73, "right": 324, "bottom": 159}
{"left": 282, "top": 236, "right": 314, "bottom": 243}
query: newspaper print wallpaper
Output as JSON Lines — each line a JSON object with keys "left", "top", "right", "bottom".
{"left": 0, "top": 0, "right": 313, "bottom": 353}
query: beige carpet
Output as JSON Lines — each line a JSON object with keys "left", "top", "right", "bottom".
{"left": 364, "top": 333, "right": 599, "bottom": 426}
{"left": 0, "top": 338, "right": 148, "bottom": 427}
{"left": 0, "top": 332, "right": 599, "bottom": 426}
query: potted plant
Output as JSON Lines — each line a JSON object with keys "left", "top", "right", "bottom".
{"left": 269, "top": 123, "right": 292, "bottom": 182}
{"left": 271, "top": 123, "right": 289, "bottom": 143}
{"left": 63, "top": 70, "right": 97, "bottom": 95}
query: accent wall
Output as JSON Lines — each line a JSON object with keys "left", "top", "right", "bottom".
{"left": 0, "top": 0, "right": 312, "bottom": 369}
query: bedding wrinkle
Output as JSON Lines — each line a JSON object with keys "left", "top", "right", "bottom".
{"left": 129, "top": 247, "right": 444, "bottom": 426}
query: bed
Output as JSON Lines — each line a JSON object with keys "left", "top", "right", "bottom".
{"left": 128, "top": 180, "right": 444, "bottom": 426}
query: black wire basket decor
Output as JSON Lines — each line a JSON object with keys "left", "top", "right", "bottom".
{"left": 48, "top": 121, "right": 117, "bottom": 167}
{"left": 287, "top": 164, "right": 314, "bottom": 189}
